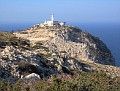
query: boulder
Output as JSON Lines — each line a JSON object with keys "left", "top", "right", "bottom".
{"left": 24, "top": 73, "right": 40, "bottom": 79}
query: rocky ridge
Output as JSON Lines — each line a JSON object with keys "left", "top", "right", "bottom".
{"left": 15, "top": 25, "right": 115, "bottom": 65}
{"left": 0, "top": 24, "right": 119, "bottom": 82}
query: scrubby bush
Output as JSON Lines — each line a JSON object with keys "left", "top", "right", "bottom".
{"left": 32, "top": 44, "right": 49, "bottom": 52}
{"left": 18, "top": 61, "right": 39, "bottom": 75}
{"left": 37, "top": 53, "right": 51, "bottom": 59}
{"left": 0, "top": 32, "right": 30, "bottom": 49}
{"left": 0, "top": 71, "right": 120, "bottom": 91}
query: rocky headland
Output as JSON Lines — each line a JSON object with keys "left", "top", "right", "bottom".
{"left": 0, "top": 23, "right": 120, "bottom": 90}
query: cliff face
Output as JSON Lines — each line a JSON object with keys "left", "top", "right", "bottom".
{"left": 0, "top": 24, "right": 118, "bottom": 82}
{"left": 15, "top": 25, "right": 115, "bottom": 66}
{"left": 44, "top": 26, "right": 115, "bottom": 66}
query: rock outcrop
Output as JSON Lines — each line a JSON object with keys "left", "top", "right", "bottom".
{"left": 24, "top": 73, "right": 40, "bottom": 79}
{"left": 0, "top": 24, "right": 119, "bottom": 82}
{"left": 15, "top": 25, "right": 115, "bottom": 66}
{"left": 46, "top": 27, "right": 115, "bottom": 66}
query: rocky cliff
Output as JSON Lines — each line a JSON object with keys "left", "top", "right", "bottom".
{"left": 15, "top": 25, "right": 115, "bottom": 66}
{"left": 0, "top": 24, "right": 119, "bottom": 82}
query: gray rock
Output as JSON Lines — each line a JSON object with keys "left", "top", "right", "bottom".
{"left": 24, "top": 73, "right": 40, "bottom": 79}
{"left": 0, "top": 24, "right": 118, "bottom": 82}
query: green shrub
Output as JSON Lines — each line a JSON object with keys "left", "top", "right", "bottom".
{"left": 0, "top": 32, "right": 30, "bottom": 49}
{"left": 33, "top": 44, "right": 49, "bottom": 52}
{"left": 0, "top": 65, "right": 120, "bottom": 91}
{"left": 18, "top": 61, "right": 39, "bottom": 75}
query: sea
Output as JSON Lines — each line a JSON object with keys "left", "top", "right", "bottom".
{"left": 0, "top": 23, "right": 120, "bottom": 67}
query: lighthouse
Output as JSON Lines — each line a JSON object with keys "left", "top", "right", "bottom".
{"left": 51, "top": 14, "right": 54, "bottom": 22}
{"left": 43, "top": 14, "right": 65, "bottom": 26}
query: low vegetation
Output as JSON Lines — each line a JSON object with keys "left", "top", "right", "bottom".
{"left": 32, "top": 44, "right": 49, "bottom": 52}
{"left": 18, "top": 61, "right": 39, "bottom": 75}
{"left": 0, "top": 32, "right": 31, "bottom": 51}
{"left": 0, "top": 28, "right": 119, "bottom": 91}
{"left": 0, "top": 71, "right": 119, "bottom": 91}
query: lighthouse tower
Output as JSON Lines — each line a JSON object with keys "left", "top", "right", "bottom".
{"left": 51, "top": 14, "right": 54, "bottom": 22}
{"left": 43, "top": 14, "right": 65, "bottom": 27}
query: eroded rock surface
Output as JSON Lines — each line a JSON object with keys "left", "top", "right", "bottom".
{"left": 0, "top": 24, "right": 118, "bottom": 82}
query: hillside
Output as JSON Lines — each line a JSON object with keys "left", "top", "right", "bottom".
{"left": 0, "top": 23, "right": 120, "bottom": 91}
{"left": 15, "top": 24, "right": 115, "bottom": 65}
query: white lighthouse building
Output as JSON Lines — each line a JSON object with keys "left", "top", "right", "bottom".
{"left": 51, "top": 14, "right": 54, "bottom": 21}
{"left": 44, "top": 14, "right": 65, "bottom": 26}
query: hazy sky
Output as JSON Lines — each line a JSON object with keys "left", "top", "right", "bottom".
{"left": 0, "top": 0, "right": 120, "bottom": 24}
